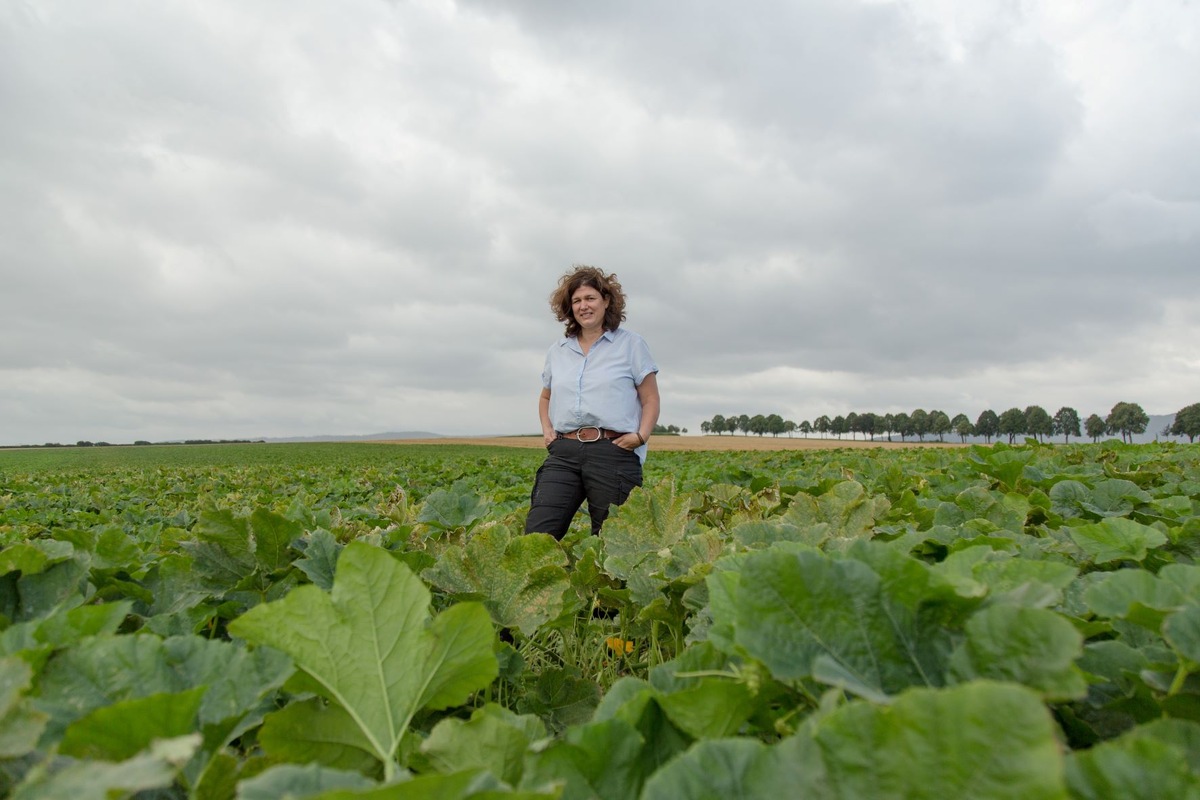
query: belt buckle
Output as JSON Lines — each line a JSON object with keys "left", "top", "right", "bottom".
{"left": 575, "top": 426, "right": 602, "bottom": 442}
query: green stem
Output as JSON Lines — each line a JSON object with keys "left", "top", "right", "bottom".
{"left": 673, "top": 669, "right": 740, "bottom": 680}
{"left": 1168, "top": 661, "right": 1190, "bottom": 696}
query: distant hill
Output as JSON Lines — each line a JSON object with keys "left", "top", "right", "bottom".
{"left": 264, "top": 431, "right": 443, "bottom": 443}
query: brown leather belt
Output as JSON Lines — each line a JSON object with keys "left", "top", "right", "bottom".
{"left": 557, "top": 427, "right": 623, "bottom": 442}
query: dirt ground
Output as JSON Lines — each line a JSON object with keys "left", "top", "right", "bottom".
{"left": 379, "top": 435, "right": 968, "bottom": 452}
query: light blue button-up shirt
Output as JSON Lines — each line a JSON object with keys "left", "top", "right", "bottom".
{"left": 542, "top": 327, "right": 658, "bottom": 462}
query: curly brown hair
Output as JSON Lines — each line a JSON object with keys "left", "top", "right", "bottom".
{"left": 550, "top": 265, "right": 627, "bottom": 338}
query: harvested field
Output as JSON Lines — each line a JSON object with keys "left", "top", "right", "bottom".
{"left": 380, "top": 435, "right": 968, "bottom": 451}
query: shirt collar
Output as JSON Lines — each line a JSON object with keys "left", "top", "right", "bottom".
{"left": 560, "top": 328, "right": 617, "bottom": 350}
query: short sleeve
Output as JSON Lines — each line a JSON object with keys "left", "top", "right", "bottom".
{"left": 630, "top": 334, "right": 658, "bottom": 385}
{"left": 541, "top": 348, "right": 553, "bottom": 389}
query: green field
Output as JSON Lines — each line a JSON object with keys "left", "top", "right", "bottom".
{"left": 2, "top": 441, "right": 1199, "bottom": 798}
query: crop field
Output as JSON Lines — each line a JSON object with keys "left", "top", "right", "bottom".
{"left": 2, "top": 440, "right": 1199, "bottom": 798}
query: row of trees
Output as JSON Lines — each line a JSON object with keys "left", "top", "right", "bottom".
{"left": 700, "top": 402, "right": 1200, "bottom": 444}
{"left": 20, "top": 439, "right": 265, "bottom": 449}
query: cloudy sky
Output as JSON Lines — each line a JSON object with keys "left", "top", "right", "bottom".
{"left": 2, "top": 0, "right": 1198, "bottom": 445}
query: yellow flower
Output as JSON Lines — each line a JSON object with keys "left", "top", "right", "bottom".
{"left": 605, "top": 637, "right": 634, "bottom": 655}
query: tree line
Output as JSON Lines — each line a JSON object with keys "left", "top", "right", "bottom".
{"left": 10, "top": 439, "right": 267, "bottom": 449}
{"left": 700, "top": 401, "right": 1200, "bottom": 444}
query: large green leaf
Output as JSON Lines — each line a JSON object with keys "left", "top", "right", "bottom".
{"left": 11, "top": 734, "right": 200, "bottom": 800}
{"left": 1079, "top": 479, "right": 1153, "bottom": 518}
{"left": 640, "top": 737, "right": 814, "bottom": 800}
{"left": 949, "top": 605, "right": 1087, "bottom": 700}
{"left": 182, "top": 508, "right": 301, "bottom": 597}
{"left": 936, "top": 546, "right": 1077, "bottom": 607}
{"left": 295, "top": 529, "right": 342, "bottom": 591}
{"left": 228, "top": 542, "right": 497, "bottom": 777}
{"left": 0, "top": 600, "right": 131, "bottom": 661}
{"left": 248, "top": 508, "right": 304, "bottom": 572}
{"left": 784, "top": 480, "right": 889, "bottom": 541}
{"left": 1065, "top": 722, "right": 1200, "bottom": 800}
{"left": 10, "top": 553, "right": 90, "bottom": 624}
{"left": 416, "top": 482, "right": 492, "bottom": 531}
{"left": 601, "top": 479, "right": 690, "bottom": 603}
{"left": 1069, "top": 518, "right": 1167, "bottom": 565}
{"left": 183, "top": 510, "right": 257, "bottom": 589}
{"left": 1164, "top": 604, "right": 1200, "bottom": 663}
{"left": 1082, "top": 568, "right": 1185, "bottom": 631}
{"left": 1161, "top": 564, "right": 1200, "bottom": 601}
{"left": 422, "top": 525, "right": 569, "bottom": 636}
{"left": 648, "top": 642, "right": 757, "bottom": 739}
{"left": 420, "top": 703, "right": 546, "bottom": 786}
{"left": 52, "top": 526, "right": 142, "bottom": 573}
{"left": 969, "top": 447, "right": 1035, "bottom": 491}
{"left": 1078, "top": 639, "right": 1150, "bottom": 694}
{"left": 647, "top": 681, "right": 1073, "bottom": 799}
{"left": 0, "top": 540, "right": 74, "bottom": 577}
{"left": 1049, "top": 480, "right": 1093, "bottom": 519}
{"left": 33, "top": 633, "right": 293, "bottom": 747}
{"left": 517, "top": 666, "right": 602, "bottom": 734}
{"left": 259, "top": 698, "right": 383, "bottom": 776}
{"left": 933, "top": 487, "right": 1028, "bottom": 534}
{"left": 236, "top": 763, "right": 375, "bottom": 800}
{"left": 715, "top": 546, "right": 960, "bottom": 698}
{"left": 809, "top": 681, "right": 1067, "bottom": 799}
{"left": 58, "top": 687, "right": 206, "bottom": 760}
{"left": 729, "top": 519, "right": 820, "bottom": 550}
{"left": 314, "top": 769, "right": 555, "bottom": 799}
{"left": 519, "top": 710, "right": 660, "bottom": 800}
{"left": 0, "top": 657, "right": 47, "bottom": 758}
{"left": 142, "top": 553, "right": 211, "bottom": 617}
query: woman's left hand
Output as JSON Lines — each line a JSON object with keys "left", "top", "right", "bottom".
{"left": 615, "top": 433, "right": 641, "bottom": 450}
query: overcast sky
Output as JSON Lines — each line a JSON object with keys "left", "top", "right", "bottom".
{"left": 2, "top": 1, "right": 1198, "bottom": 445}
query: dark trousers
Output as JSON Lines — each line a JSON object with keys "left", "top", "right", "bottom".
{"left": 525, "top": 438, "right": 643, "bottom": 538}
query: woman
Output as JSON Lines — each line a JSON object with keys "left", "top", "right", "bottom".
{"left": 525, "top": 266, "right": 660, "bottom": 538}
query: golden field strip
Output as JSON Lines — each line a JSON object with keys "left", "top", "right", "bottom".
{"left": 382, "top": 435, "right": 968, "bottom": 452}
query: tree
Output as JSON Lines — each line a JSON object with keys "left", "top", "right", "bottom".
{"left": 858, "top": 412, "right": 878, "bottom": 441}
{"left": 998, "top": 407, "right": 1026, "bottom": 444}
{"left": 951, "top": 413, "right": 972, "bottom": 443}
{"left": 1085, "top": 413, "right": 1107, "bottom": 442}
{"left": 784, "top": 420, "right": 797, "bottom": 438}
{"left": 749, "top": 414, "right": 768, "bottom": 436}
{"left": 929, "top": 410, "right": 951, "bottom": 442}
{"left": 845, "top": 412, "right": 860, "bottom": 440}
{"left": 766, "top": 414, "right": 786, "bottom": 437}
{"left": 700, "top": 421, "right": 710, "bottom": 435}
{"left": 709, "top": 414, "right": 726, "bottom": 436}
{"left": 910, "top": 409, "right": 929, "bottom": 442}
{"left": 1051, "top": 407, "right": 1081, "bottom": 443}
{"left": 831, "top": 415, "right": 848, "bottom": 438}
{"left": 881, "top": 413, "right": 896, "bottom": 442}
{"left": 1105, "top": 401, "right": 1149, "bottom": 444}
{"left": 1024, "top": 406, "right": 1053, "bottom": 444}
{"left": 1170, "top": 402, "right": 1200, "bottom": 443}
{"left": 799, "top": 420, "right": 812, "bottom": 437}
{"left": 737, "top": 414, "right": 751, "bottom": 436}
{"left": 974, "top": 410, "right": 999, "bottom": 444}
{"left": 814, "top": 415, "right": 831, "bottom": 438}
{"left": 893, "top": 412, "right": 912, "bottom": 441}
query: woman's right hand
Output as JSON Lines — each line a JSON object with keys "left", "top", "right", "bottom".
{"left": 543, "top": 430, "right": 557, "bottom": 448}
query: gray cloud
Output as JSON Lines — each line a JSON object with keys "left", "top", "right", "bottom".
{"left": 2, "top": 1, "right": 1198, "bottom": 444}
